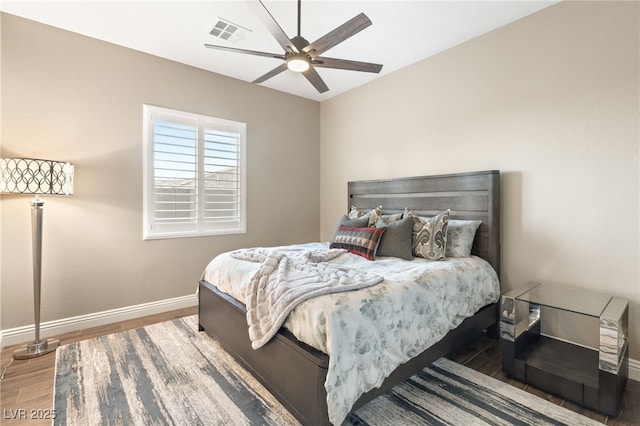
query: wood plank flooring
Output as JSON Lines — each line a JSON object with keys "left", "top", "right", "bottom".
{"left": 444, "top": 335, "right": 640, "bottom": 426}
{"left": 1, "top": 308, "right": 638, "bottom": 425}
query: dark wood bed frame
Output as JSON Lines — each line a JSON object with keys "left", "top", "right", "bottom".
{"left": 198, "top": 170, "right": 501, "bottom": 425}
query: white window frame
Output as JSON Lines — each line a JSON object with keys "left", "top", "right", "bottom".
{"left": 143, "top": 105, "right": 247, "bottom": 240}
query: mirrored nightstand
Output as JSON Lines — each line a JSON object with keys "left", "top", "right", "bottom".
{"left": 500, "top": 282, "right": 628, "bottom": 416}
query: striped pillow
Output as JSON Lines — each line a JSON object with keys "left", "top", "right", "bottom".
{"left": 330, "top": 225, "right": 386, "bottom": 260}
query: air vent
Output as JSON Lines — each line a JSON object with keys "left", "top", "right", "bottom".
{"left": 210, "top": 18, "right": 251, "bottom": 44}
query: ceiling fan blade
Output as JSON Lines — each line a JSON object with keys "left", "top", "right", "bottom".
{"left": 204, "top": 43, "right": 285, "bottom": 60}
{"left": 303, "top": 13, "right": 372, "bottom": 58}
{"left": 313, "top": 57, "right": 383, "bottom": 73}
{"left": 302, "top": 66, "right": 329, "bottom": 93}
{"left": 252, "top": 63, "right": 289, "bottom": 84}
{"left": 246, "top": 0, "right": 297, "bottom": 53}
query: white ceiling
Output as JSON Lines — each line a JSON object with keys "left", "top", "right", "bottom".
{"left": 1, "top": 1, "right": 557, "bottom": 102}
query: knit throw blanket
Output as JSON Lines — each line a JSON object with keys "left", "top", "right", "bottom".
{"left": 230, "top": 248, "right": 383, "bottom": 349}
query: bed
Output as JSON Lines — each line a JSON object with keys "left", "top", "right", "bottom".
{"left": 198, "top": 170, "right": 501, "bottom": 425}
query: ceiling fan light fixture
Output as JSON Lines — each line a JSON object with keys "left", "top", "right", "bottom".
{"left": 286, "top": 55, "right": 310, "bottom": 72}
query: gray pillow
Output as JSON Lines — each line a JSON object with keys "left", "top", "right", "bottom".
{"left": 446, "top": 220, "right": 482, "bottom": 257}
{"left": 376, "top": 216, "right": 414, "bottom": 260}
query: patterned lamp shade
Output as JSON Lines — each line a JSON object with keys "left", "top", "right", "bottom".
{"left": 0, "top": 158, "right": 74, "bottom": 195}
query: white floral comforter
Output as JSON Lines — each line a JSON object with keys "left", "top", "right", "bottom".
{"left": 201, "top": 242, "right": 500, "bottom": 425}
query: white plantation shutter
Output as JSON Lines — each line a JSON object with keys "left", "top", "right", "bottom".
{"left": 203, "top": 128, "right": 242, "bottom": 228}
{"left": 143, "top": 105, "right": 246, "bottom": 239}
{"left": 152, "top": 117, "right": 198, "bottom": 233}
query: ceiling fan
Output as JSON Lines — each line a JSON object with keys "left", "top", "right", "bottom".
{"left": 204, "top": 0, "right": 383, "bottom": 93}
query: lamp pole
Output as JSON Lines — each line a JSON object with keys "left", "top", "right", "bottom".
{"left": 13, "top": 196, "right": 60, "bottom": 359}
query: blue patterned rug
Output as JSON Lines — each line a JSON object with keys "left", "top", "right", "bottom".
{"left": 53, "top": 316, "right": 602, "bottom": 425}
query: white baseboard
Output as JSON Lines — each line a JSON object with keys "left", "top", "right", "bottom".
{"left": 0, "top": 293, "right": 198, "bottom": 348}
{"left": 629, "top": 357, "right": 640, "bottom": 382}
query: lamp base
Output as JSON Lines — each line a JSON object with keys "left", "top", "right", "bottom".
{"left": 13, "top": 338, "right": 60, "bottom": 360}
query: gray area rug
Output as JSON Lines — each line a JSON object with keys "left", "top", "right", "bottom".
{"left": 54, "top": 316, "right": 603, "bottom": 425}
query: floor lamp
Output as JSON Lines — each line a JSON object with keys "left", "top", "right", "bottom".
{"left": 0, "top": 158, "right": 74, "bottom": 359}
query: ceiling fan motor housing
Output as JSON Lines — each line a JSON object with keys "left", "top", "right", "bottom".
{"left": 291, "top": 35, "right": 310, "bottom": 53}
{"left": 286, "top": 36, "right": 313, "bottom": 72}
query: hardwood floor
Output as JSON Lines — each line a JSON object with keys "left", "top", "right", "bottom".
{"left": 445, "top": 335, "right": 640, "bottom": 426}
{"left": 1, "top": 308, "right": 638, "bottom": 425}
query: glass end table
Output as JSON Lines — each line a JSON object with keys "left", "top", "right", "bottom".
{"left": 500, "top": 282, "right": 628, "bottom": 416}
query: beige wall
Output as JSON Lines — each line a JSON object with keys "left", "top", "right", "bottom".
{"left": 0, "top": 14, "right": 320, "bottom": 330}
{"left": 320, "top": 1, "right": 639, "bottom": 358}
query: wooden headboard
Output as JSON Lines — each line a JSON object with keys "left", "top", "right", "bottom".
{"left": 347, "top": 170, "right": 501, "bottom": 276}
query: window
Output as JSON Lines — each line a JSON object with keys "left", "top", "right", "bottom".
{"left": 143, "top": 105, "right": 246, "bottom": 240}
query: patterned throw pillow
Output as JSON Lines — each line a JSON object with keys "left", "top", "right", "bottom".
{"left": 376, "top": 213, "right": 403, "bottom": 227}
{"left": 446, "top": 220, "right": 482, "bottom": 257}
{"left": 348, "top": 206, "right": 382, "bottom": 227}
{"left": 404, "top": 209, "right": 450, "bottom": 260}
{"left": 330, "top": 225, "right": 385, "bottom": 260}
{"left": 331, "top": 215, "right": 369, "bottom": 242}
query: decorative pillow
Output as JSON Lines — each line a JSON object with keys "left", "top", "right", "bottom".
{"left": 446, "top": 219, "right": 482, "bottom": 257}
{"left": 332, "top": 215, "right": 369, "bottom": 242}
{"left": 348, "top": 205, "right": 382, "bottom": 227}
{"left": 330, "top": 225, "right": 385, "bottom": 261}
{"left": 375, "top": 216, "right": 414, "bottom": 260}
{"left": 405, "top": 209, "right": 450, "bottom": 260}
{"left": 376, "top": 213, "right": 403, "bottom": 227}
